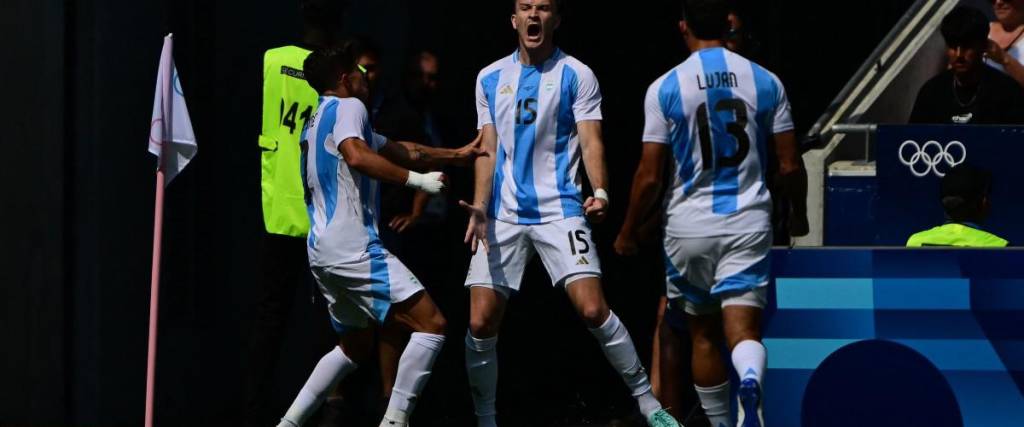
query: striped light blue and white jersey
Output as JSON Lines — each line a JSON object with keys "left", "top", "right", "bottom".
{"left": 643, "top": 47, "right": 794, "bottom": 238}
{"left": 302, "top": 96, "right": 389, "bottom": 266}
{"left": 476, "top": 49, "right": 602, "bottom": 225}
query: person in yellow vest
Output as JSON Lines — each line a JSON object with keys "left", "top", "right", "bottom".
{"left": 907, "top": 165, "right": 1009, "bottom": 247}
{"left": 247, "top": 1, "right": 349, "bottom": 426}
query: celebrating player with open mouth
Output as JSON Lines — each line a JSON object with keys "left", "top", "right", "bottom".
{"left": 459, "top": 1, "right": 682, "bottom": 426}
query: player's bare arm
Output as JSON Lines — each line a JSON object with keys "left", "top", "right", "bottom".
{"left": 577, "top": 120, "right": 610, "bottom": 223}
{"left": 389, "top": 191, "right": 431, "bottom": 233}
{"left": 339, "top": 137, "right": 447, "bottom": 194}
{"left": 460, "top": 125, "right": 497, "bottom": 254}
{"left": 615, "top": 143, "right": 669, "bottom": 256}
{"left": 380, "top": 132, "right": 486, "bottom": 171}
{"left": 772, "top": 130, "right": 809, "bottom": 237}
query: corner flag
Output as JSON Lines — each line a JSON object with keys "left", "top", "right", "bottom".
{"left": 148, "top": 33, "right": 197, "bottom": 184}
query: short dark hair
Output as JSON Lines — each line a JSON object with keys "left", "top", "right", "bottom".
{"left": 681, "top": 0, "right": 732, "bottom": 41}
{"left": 941, "top": 164, "right": 991, "bottom": 222}
{"left": 940, "top": 6, "right": 989, "bottom": 48}
{"left": 303, "top": 40, "right": 362, "bottom": 94}
{"left": 511, "top": 0, "right": 563, "bottom": 14}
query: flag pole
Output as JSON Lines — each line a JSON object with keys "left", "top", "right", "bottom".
{"left": 144, "top": 168, "right": 165, "bottom": 427}
{"left": 145, "top": 33, "right": 174, "bottom": 427}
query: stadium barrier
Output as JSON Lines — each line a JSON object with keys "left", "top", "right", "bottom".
{"left": 765, "top": 247, "right": 1024, "bottom": 426}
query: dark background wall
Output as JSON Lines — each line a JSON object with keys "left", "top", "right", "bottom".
{"left": 2, "top": 0, "right": 915, "bottom": 425}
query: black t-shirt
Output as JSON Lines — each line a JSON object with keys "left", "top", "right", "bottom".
{"left": 909, "top": 66, "right": 1024, "bottom": 125}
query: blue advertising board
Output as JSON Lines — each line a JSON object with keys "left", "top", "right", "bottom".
{"left": 765, "top": 248, "right": 1024, "bottom": 427}
{"left": 874, "top": 125, "right": 1024, "bottom": 246}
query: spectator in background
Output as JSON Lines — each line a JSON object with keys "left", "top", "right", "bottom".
{"left": 909, "top": 6, "right": 1024, "bottom": 125}
{"left": 988, "top": 0, "right": 1024, "bottom": 87}
{"left": 725, "top": 10, "right": 761, "bottom": 59}
{"left": 907, "top": 165, "right": 1008, "bottom": 247}
{"left": 375, "top": 50, "right": 450, "bottom": 252}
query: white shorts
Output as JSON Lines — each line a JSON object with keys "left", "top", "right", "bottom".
{"left": 663, "top": 231, "right": 770, "bottom": 316}
{"left": 311, "top": 249, "right": 424, "bottom": 331}
{"left": 464, "top": 216, "right": 602, "bottom": 296}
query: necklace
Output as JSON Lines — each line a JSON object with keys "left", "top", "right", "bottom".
{"left": 952, "top": 76, "right": 980, "bottom": 108}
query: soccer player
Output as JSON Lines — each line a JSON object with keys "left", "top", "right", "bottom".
{"left": 248, "top": 2, "right": 347, "bottom": 425}
{"left": 276, "top": 42, "right": 482, "bottom": 427}
{"left": 459, "top": 1, "right": 681, "bottom": 426}
{"left": 614, "top": 1, "right": 808, "bottom": 426}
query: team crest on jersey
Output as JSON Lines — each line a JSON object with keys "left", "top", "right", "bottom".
{"left": 499, "top": 84, "right": 513, "bottom": 95}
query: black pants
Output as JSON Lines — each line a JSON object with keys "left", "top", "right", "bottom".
{"left": 244, "top": 232, "right": 315, "bottom": 427}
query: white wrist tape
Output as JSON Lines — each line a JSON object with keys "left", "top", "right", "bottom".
{"left": 406, "top": 171, "right": 445, "bottom": 194}
{"left": 594, "top": 188, "right": 609, "bottom": 205}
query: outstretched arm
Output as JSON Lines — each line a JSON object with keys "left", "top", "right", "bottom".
{"left": 379, "top": 133, "right": 484, "bottom": 171}
{"left": 339, "top": 137, "right": 446, "bottom": 194}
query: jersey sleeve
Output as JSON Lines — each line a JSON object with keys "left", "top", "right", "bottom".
{"left": 476, "top": 69, "right": 495, "bottom": 129}
{"left": 772, "top": 76, "right": 795, "bottom": 134}
{"left": 331, "top": 99, "right": 372, "bottom": 156}
{"left": 572, "top": 65, "right": 603, "bottom": 122}
{"left": 642, "top": 80, "right": 670, "bottom": 144}
{"left": 369, "top": 131, "right": 388, "bottom": 152}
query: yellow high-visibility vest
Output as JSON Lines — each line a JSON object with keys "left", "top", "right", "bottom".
{"left": 259, "top": 46, "right": 318, "bottom": 237}
{"left": 906, "top": 223, "right": 1009, "bottom": 247}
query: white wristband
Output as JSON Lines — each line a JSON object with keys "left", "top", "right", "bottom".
{"left": 594, "top": 188, "right": 609, "bottom": 205}
{"left": 406, "top": 171, "right": 445, "bottom": 194}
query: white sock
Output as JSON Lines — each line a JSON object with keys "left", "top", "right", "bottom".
{"left": 279, "top": 347, "right": 357, "bottom": 427}
{"left": 476, "top": 414, "right": 497, "bottom": 427}
{"left": 695, "top": 381, "right": 731, "bottom": 427}
{"left": 465, "top": 331, "right": 499, "bottom": 422}
{"left": 731, "top": 340, "right": 766, "bottom": 384}
{"left": 588, "top": 312, "right": 661, "bottom": 418}
{"left": 381, "top": 332, "right": 446, "bottom": 425}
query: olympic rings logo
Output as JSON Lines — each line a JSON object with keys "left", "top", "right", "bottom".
{"left": 898, "top": 140, "right": 967, "bottom": 178}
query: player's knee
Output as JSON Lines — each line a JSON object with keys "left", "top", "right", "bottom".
{"left": 578, "top": 303, "right": 610, "bottom": 328}
{"left": 422, "top": 311, "right": 447, "bottom": 335}
{"left": 469, "top": 314, "right": 499, "bottom": 338}
{"left": 690, "top": 332, "right": 719, "bottom": 355}
{"left": 338, "top": 338, "right": 372, "bottom": 364}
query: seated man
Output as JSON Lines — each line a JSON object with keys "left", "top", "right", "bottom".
{"left": 909, "top": 6, "right": 1024, "bottom": 125}
{"left": 907, "top": 165, "right": 1008, "bottom": 247}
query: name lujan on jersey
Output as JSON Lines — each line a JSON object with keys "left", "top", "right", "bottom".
{"left": 696, "top": 71, "right": 739, "bottom": 90}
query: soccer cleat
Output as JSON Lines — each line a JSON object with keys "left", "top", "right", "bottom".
{"left": 275, "top": 419, "right": 298, "bottom": 427}
{"left": 647, "top": 409, "right": 683, "bottom": 427}
{"left": 737, "top": 378, "right": 765, "bottom": 427}
{"left": 378, "top": 418, "right": 407, "bottom": 427}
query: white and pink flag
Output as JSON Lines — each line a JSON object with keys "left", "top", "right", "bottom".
{"left": 148, "top": 33, "right": 196, "bottom": 184}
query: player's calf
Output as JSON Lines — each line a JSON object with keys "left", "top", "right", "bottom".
{"left": 277, "top": 327, "right": 373, "bottom": 427}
